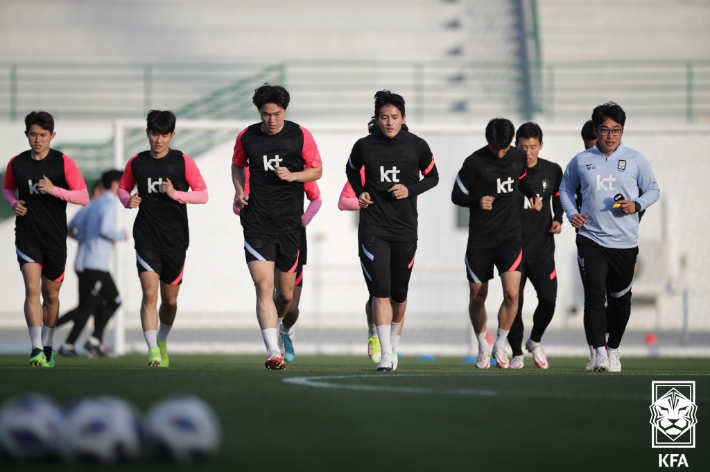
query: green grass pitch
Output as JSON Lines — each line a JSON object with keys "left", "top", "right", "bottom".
{"left": 0, "top": 355, "right": 708, "bottom": 471}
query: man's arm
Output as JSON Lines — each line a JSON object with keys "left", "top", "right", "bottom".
{"left": 99, "top": 200, "right": 126, "bottom": 241}
{"left": 559, "top": 157, "right": 587, "bottom": 227}
{"left": 451, "top": 158, "right": 477, "bottom": 208}
{"left": 633, "top": 153, "right": 660, "bottom": 211}
{"left": 552, "top": 164, "right": 564, "bottom": 223}
{"left": 406, "top": 147, "right": 439, "bottom": 198}
{"left": 345, "top": 141, "right": 366, "bottom": 197}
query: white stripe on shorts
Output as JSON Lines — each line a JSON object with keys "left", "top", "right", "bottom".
{"left": 244, "top": 241, "right": 266, "bottom": 261}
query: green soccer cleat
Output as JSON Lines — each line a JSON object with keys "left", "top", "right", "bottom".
{"left": 157, "top": 341, "right": 169, "bottom": 368}
{"left": 148, "top": 347, "right": 162, "bottom": 367}
{"left": 368, "top": 336, "right": 381, "bottom": 363}
{"left": 29, "top": 348, "right": 46, "bottom": 367}
{"left": 42, "top": 347, "right": 55, "bottom": 368}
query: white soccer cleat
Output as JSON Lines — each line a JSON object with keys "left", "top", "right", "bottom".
{"left": 391, "top": 347, "right": 399, "bottom": 371}
{"left": 510, "top": 355, "right": 524, "bottom": 370}
{"left": 594, "top": 354, "right": 610, "bottom": 372}
{"left": 608, "top": 348, "right": 621, "bottom": 372}
{"left": 585, "top": 353, "right": 597, "bottom": 371}
{"left": 475, "top": 351, "right": 491, "bottom": 369}
{"left": 377, "top": 351, "right": 394, "bottom": 372}
{"left": 526, "top": 339, "right": 549, "bottom": 369}
{"left": 493, "top": 347, "right": 510, "bottom": 369}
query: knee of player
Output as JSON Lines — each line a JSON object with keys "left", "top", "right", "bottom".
{"left": 276, "top": 289, "right": 293, "bottom": 305}
{"left": 142, "top": 288, "right": 159, "bottom": 304}
{"left": 371, "top": 287, "right": 391, "bottom": 299}
{"left": 390, "top": 291, "right": 408, "bottom": 305}
{"left": 24, "top": 283, "right": 41, "bottom": 300}
{"left": 253, "top": 281, "right": 275, "bottom": 299}
{"left": 538, "top": 293, "right": 557, "bottom": 309}
{"left": 503, "top": 288, "right": 519, "bottom": 304}
{"left": 163, "top": 296, "right": 178, "bottom": 309}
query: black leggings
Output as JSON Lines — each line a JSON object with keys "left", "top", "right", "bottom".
{"left": 577, "top": 235, "right": 637, "bottom": 349}
{"left": 359, "top": 236, "right": 416, "bottom": 303}
{"left": 64, "top": 269, "right": 121, "bottom": 345}
{"left": 509, "top": 256, "right": 557, "bottom": 357}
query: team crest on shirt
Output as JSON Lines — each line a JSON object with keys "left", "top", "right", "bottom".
{"left": 542, "top": 179, "right": 548, "bottom": 191}
{"left": 618, "top": 160, "right": 626, "bottom": 171}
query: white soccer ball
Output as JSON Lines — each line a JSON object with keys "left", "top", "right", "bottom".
{"left": 147, "top": 395, "right": 221, "bottom": 463}
{"left": 0, "top": 393, "right": 62, "bottom": 462}
{"left": 60, "top": 396, "right": 143, "bottom": 464}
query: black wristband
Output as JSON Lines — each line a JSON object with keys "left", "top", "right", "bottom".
{"left": 634, "top": 202, "right": 641, "bottom": 213}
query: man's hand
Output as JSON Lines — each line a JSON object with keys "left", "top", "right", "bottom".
{"left": 549, "top": 221, "right": 562, "bottom": 234}
{"left": 38, "top": 175, "right": 54, "bottom": 194}
{"left": 571, "top": 213, "right": 588, "bottom": 228}
{"left": 128, "top": 191, "right": 142, "bottom": 209}
{"left": 13, "top": 200, "right": 27, "bottom": 216}
{"left": 388, "top": 184, "right": 409, "bottom": 200}
{"left": 530, "top": 197, "right": 542, "bottom": 211}
{"left": 480, "top": 196, "right": 495, "bottom": 210}
{"left": 161, "top": 178, "right": 175, "bottom": 198}
{"left": 358, "top": 192, "right": 373, "bottom": 208}
{"left": 618, "top": 199, "right": 636, "bottom": 214}
{"left": 235, "top": 193, "right": 249, "bottom": 209}
{"left": 275, "top": 165, "right": 297, "bottom": 182}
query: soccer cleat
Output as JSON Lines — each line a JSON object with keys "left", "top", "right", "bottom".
{"left": 585, "top": 354, "right": 597, "bottom": 371}
{"left": 148, "top": 347, "right": 162, "bottom": 367}
{"left": 42, "top": 347, "right": 55, "bottom": 368}
{"left": 84, "top": 340, "right": 100, "bottom": 358}
{"left": 510, "top": 355, "right": 524, "bottom": 370}
{"left": 367, "top": 336, "right": 382, "bottom": 363}
{"left": 265, "top": 350, "right": 285, "bottom": 370}
{"left": 283, "top": 332, "right": 295, "bottom": 362}
{"left": 29, "top": 348, "right": 46, "bottom": 366}
{"left": 608, "top": 348, "right": 621, "bottom": 372}
{"left": 277, "top": 329, "right": 286, "bottom": 358}
{"left": 377, "top": 351, "right": 394, "bottom": 371}
{"left": 526, "top": 339, "right": 549, "bottom": 369}
{"left": 493, "top": 347, "right": 510, "bottom": 369}
{"left": 391, "top": 347, "right": 399, "bottom": 371}
{"left": 158, "top": 340, "right": 169, "bottom": 368}
{"left": 58, "top": 345, "right": 78, "bottom": 357}
{"left": 594, "top": 355, "right": 609, "bottom": 372}
{"left": 476, "top": 350, "right": 491, "bottom": 369}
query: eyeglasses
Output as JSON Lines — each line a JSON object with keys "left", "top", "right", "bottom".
{"left": 598, "top": 128, "right": 623, "bottom": 137}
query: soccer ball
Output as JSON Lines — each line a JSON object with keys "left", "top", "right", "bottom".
{"left": 0, "top": 393, "right": 62, "bottom": 462}
{"left": 147, "top": 395, "right": 221, "bottom": 463}
{"left": 60, "top": 396, "right": 143, "bottom": 464}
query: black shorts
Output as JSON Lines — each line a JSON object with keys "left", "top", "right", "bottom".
{"left": 136, "top": 248, "right": 186, "bottom": 285}
{"left": 15, "top": 237, "right": 67, "bottom": 282}
{"left": 244, "top": 232, "right": 300, "bottom": 273}
{"left": 359, "top": 235, "right": 416, "bottom": 303}
{"left": 464, "top": 238, "right": 522, "bottom": 284}
{"left": 294, "top": 227, "right": 308, "bottom": 287}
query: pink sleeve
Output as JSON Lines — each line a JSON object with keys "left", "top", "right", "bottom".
{"left": 62, "top": 155, "right": 87, "bottom": 191}
{"left": 338, "top": 194, "right": 360, "bottom": 211}
{"left": 172, "top": 189, "right": 208, "bottom": 204}
{"left": 422, "top": 155, "right": 436, "bottom": 176}
{"left": 304, "top": 181, "right": 321, "bottom": 201}
{"left": 232, "top": 128, "right": 249, "bottom": 167}
{"left": 299, "top": 126, "right": 323, "bottom": 169}
{"left": 3, "top": 157, "right": 18, "bottom": 191}
{"left": 171, "top": 154, "right": 208, "bottom": 204}
{"left": 340, "top": 181, "right": 356, "bottom": 199}
{"left": 302, "top": 195, "right": 322, "bottom": 226}
{"left": 2, "top": 187, "right": 18, "bottom": 209}
{"left": 51, "top": 186, "right": 89, "bottom": 205}
{"left": 118, "top": 188, "right": 132, "bottom": 207}
{"left": 119, "top": 156, "right": 137, "bottom": 193}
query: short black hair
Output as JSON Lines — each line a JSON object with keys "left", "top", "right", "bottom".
{"left": 25, "top": 111, "right": 54, "bottom": 133}
{"left": 591, "top": 101, "right": 626, "bottom": 128}
{"left": 485, "top": 118, "right": 515, "bottom": 147}
{"left": 515, "top": 122, "right": 543, "bottom": 143}
{"left": 146, "top": 110, "right": 176, "bottom": 135}
{"left": 581, "top": 120, "right": 596, "bottom": 141}
{"left": 252, "top": 83, "right": 290, "bottom": 110}
{"left": 100, "top": 169, "right": 124, "bottom": 189}
{"left": 373, "top": 90, "right": 406, "bottom": 118}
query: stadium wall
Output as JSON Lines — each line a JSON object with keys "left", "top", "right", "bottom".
{"left": 0, "top": 123, "right": 708, "bottom": 335}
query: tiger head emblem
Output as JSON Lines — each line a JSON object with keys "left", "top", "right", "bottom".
{"left": 649, "top": 388, "right": 698, "bottom": 440}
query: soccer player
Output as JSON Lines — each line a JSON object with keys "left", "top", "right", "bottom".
{"left": 232, "top": 84, "right": 323, "bottom": 370}
{"left": 233, "top": 169, "right": 322, "bottom": 363}
{"left": 451, "top": 118, "right": 541, "bottom": 370}
{"left": 118, "top": 110, "right": 209, "bottom": 367}
{"left": 58, "top": 170, "right": 127, "bottom": 357}
{"left": 560, "top": 102, "right": 660, "bottom": 372}
{"left": 345, "top": 90, "right": 439, "bottom": 372}
{"left": 507, "top": 123, "right": 563, "bottom": 369}
{"left": 2, "top": 111, "right": 89, "bottom": 367}
{"left": 581, "top": 120, "right": 597, "bottom": 150}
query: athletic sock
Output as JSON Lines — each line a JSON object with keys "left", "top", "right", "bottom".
{"left": 279, "top": 323, "right": 290, "bottom": 335}
{"left": 28, "top": 327, "right": 43, "bottom": 350}
{"left": 88, "top": 336, "right": 100, "bottom": 347}
{"left": 42, "top": 325, "right": 55, "bottom": 347}
{"left": 157, "top": 322, "right": 172, "bottom": 343}
{"left": 589, "top": 344, "right": 595, "bottom": 357}
{"left": 261, "top": 328, "right": 280, "bottom": 353}
{"left": 144, "top": 330, "right": 158, "bottom": 350}
{"left": 494, "top": 328, "right": 510, "bottom": 350}
{"left": 63, "top": 343, "right": 75, "bottom": 350}
{"left": 476, "top": 332, "right": 490, "bottom": 353}
{"left": 390, "top": 322, "right": 401, "bottom": 346}
{"left": 595, "top": 346, "right": 607, "bottom": 358}
{"left": 392, "top": 335, "right": 401, "bottom": 350}
{"left": 368, "top": 324, "right": 377, "bottom": 338}
{"left": 376, "top": 325, "right": 391, "bottom": 356}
